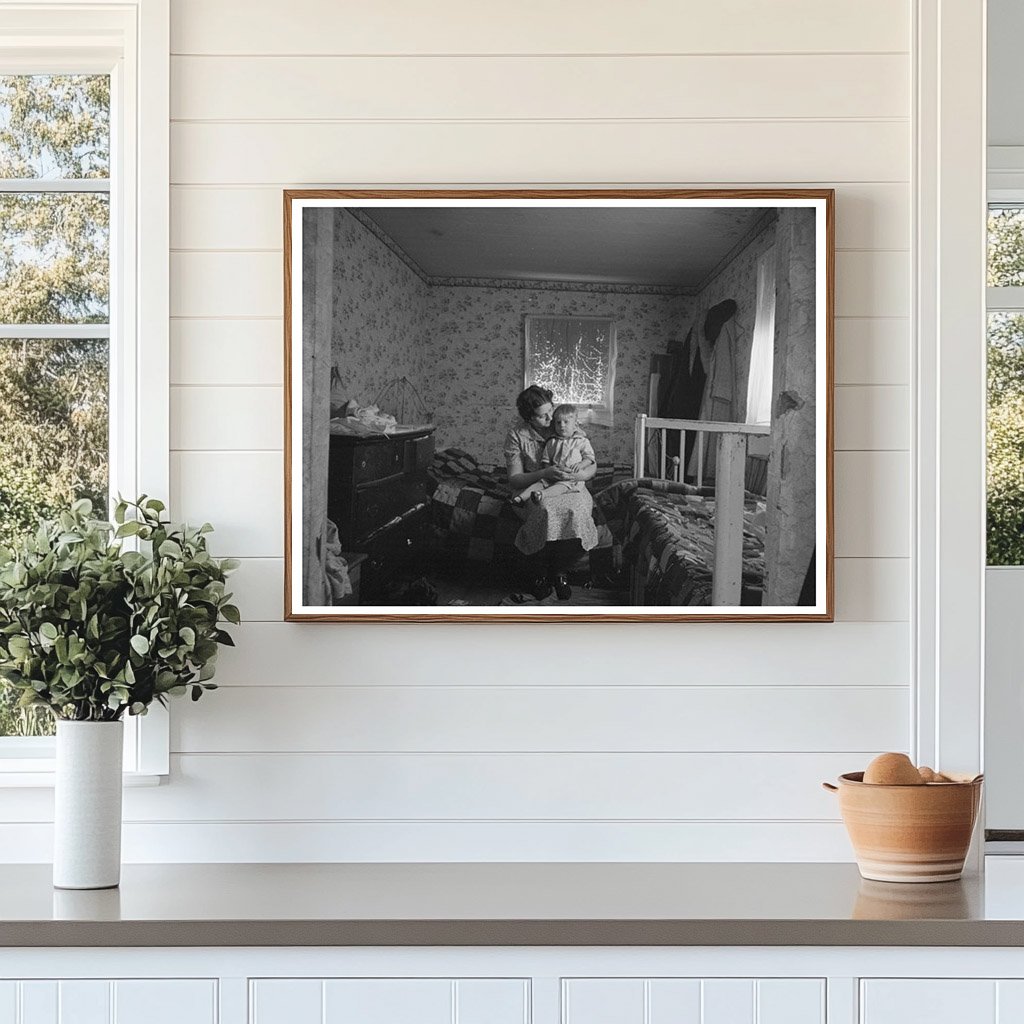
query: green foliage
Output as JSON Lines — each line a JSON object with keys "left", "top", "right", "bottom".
{"left": 0, "top": 497, "right": 239, "bottom": 723}
{"left": 0, "top": 77, "right": 111, "bottom": 726}
{"left": 988, "top": 395, "right": 1024, "bottom": 566}
{"left": 989, "top": 209, "right": 1024, "bottom": 288}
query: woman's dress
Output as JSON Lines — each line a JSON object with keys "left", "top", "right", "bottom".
{"left": 503, "top": 422, "right": 599, "bottom": 556}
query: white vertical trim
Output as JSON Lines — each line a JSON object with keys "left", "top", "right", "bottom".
{"left": 914, "top": 0, "right": 986, "bottom": 798}
{"left": 0, "top": 1, "right": 170, "bottom": 777}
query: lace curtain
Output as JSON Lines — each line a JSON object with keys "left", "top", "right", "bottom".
{"left": 745, "top": 249, "right": 776, "bottom": 425}
{"left": 524, "top": 315, "right": 617, "bottom": 427}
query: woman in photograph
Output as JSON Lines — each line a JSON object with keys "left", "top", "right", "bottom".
{"left": 503, "top": 385, "right": 600, "bottom": 601}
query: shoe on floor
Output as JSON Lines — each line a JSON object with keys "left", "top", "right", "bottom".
{"left": 553, "top": 573, "right": 572, "bottom": 601}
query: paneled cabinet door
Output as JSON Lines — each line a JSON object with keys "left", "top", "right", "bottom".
{"left": 250, "top": 978, "right": 529, "bottom": 1024}
{"left": 0, "top": 980, "right": 217, "bottom": 1024}
{"left": 562, "top": 978, "right": 825, "bottom": 1024}
{"left": 861, "top": 979, "right": 1024, "bottom": 1024}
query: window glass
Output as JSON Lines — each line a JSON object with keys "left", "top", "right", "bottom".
{"left": 0, "top": 193, "right": 109, "bottom": 323}
{"left": 524, "top": 315, "right": 617, "bottom": 426}
{"left": 989, "top": 206, "right": 1024, "bottom": 288}
{"left": 0, "top": 75, "right": 109, "bottom": 179}
{"left": 988, "top": 312, "right": 1024, "bottom": 566}
{"left": 0, "top": 74, "right": 110, "bottom": 739}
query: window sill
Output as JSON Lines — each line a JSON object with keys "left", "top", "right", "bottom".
{"left": 0, "top": 770, "right": 164, "bottom": 788}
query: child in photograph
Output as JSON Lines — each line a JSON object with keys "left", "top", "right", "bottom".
{"left": 511, "top": 404, "right": 596, "bottom": 505}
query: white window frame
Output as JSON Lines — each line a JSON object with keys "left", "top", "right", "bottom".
{"left": 0, "top": 0, "right": 169, "bottom": 785}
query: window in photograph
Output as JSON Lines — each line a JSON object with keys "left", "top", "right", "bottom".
{"left": 986, "top": 206, "right": 1024, "bottom": 566}
{"left": 0, "top": 74, "right": 111, "bottom": 739}
{"left": 524, "top": 314, "right": 617, "bottom": 427}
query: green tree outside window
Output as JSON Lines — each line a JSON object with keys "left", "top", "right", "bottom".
{"left": 0, "top": 75, "right": 110, "bottom": 736}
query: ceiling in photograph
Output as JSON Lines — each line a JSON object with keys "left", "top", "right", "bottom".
{"left": 357, "top": 205, "right": 769, "bottom": 290}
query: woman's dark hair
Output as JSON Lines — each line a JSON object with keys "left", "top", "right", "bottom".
{"left": 516, "top": 384, "right": 554, "bottom": 423}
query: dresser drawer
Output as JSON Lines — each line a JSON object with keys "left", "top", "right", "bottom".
{"left": 352, "top": 476, "right": 427, "bottom": 541}
{"left": 352, "top": 442, "right": 405, "bottom": 485}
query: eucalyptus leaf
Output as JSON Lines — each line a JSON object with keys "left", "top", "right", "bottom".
{"left": 0, "top": 496, "right": 238, "bottom": 721}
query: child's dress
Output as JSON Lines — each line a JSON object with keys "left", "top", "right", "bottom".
{"left": 541, "top": 429, "right": 596, "bottom": 493}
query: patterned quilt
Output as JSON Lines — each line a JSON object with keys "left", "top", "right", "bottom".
{"left": 427, "top": 448, "right": 631, "bottom": 568}
{"left": 616, "top": 481, "right": 767, "bottom": 606}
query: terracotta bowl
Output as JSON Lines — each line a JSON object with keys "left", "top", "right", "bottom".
{"left": 823, "top": 771, "right": 983, "bottom": 883}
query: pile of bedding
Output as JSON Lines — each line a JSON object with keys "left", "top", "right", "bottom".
{"left": 618, "top": 481, "right": 766, "bottom": 606}
{"left": 426, "top": 448, "right": 631, "bottom": 568}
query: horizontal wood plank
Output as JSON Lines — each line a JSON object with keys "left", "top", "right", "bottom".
{"left": 171, "top": 386, "right": 283, "bottom": 451}
{"left": 171, "top": 54, "right": 909, "bottom": 122}
{"left": 834, "top": 385, "right": 909, "bottom": 451}
{"left": 171, "top": 319, "right": 284, "bottom": 386}
{"left": 170, "top": 0, "right": 910, "bottom": 56}
{"left": 171, "top": 451, "right": 283, "bottom": 557}
{"left": 170, "top": 121, "right": 909, "bottom": 186}
{"left": 210, "top": 620, "right": 910, "bottom": 687}
{"left": 170, "top": 183, "right": 908, "bottom": 251}
{"left": 0, "top": 820, "right": 857, "bottom": 862}
{"left": 834, "top": 318, "right": 909, "bottom": 385}
{"left": 171, "top": 684, "right": 909, "bottom": 753}
{"left": 225, "top": 556, "right": 909, "bottom": 623}
{"left": 170, "top": 251, "right": 906, "bottom": 321}
{"left": 833, "top": 558, "right": 910, "bottom": 622}
{"left": 835, "top": 250, "right": 909, "bottom": 318}
{"left": 119, "top": 752, "right": 887, "bottom": 821}
{"left": 834, "top": 451, "right": 910, "bottom": 558}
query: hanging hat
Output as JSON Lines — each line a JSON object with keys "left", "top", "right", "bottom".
{"left": 703, "top": 299, "right": 738, "bottom": 344}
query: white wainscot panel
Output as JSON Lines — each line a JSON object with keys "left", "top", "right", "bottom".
{"left": 250, "top": 978, "right": 528, "bottom": 1024}
{"left": 125, "top": 751, "right": 863, "bottom": 822}
{"left": 860, "top": 980, "right": 996, "bottom": 1024}
{"left": 171, "top": 54, "right": 908, "bottom": 121}
{"left": 834, "top": 318, "right": 909, "bottom": 386}
{"left": 170, "top": 0, "right": 909, "bottom": 55}
{"left": 170, "top": 122, "right": 909, "bottom": 186}
{"left": 170, "top": 184, "right": 909, "bottom": 253}
{"left": 563, "top": 978, "right": 824, "bottom": 1024}
{"left": 834, "top": 251, "right": 910, "bottom": 318}
{"left": 8, "top": 980, "right": 216, "bottom": 1024}
{"left": 170, "top": 319, "right": 283, "bottom": 386}
{"left": 171, "top": 386, "right": 282, "bottom": 451}
{"left": 172, "top": 684, "right": 909, "bottom": 754}
{"left": 171, "top": 451, "right": 283, "bottom": 558}
{"left": 834, "top": 386, "right": 909, "bottom": 451}
{"left": 834, "top": 451, "right": 910, "bottom": 558}
{"left": 215, "top": 621, "right": 911, "bottom": 688}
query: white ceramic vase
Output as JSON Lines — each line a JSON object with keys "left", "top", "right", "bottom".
{"left": 53, "top": 720, "right": 124, "bottom": 890}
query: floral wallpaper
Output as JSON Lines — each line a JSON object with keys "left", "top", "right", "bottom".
{"left": 421, "top": 285, "right": 691, "bottom": 466}
{"left": 324, "top": 209, "right": 703, "bottom": 465}
{"left": 328, "top": 209, "right": 429, "bottom": 411}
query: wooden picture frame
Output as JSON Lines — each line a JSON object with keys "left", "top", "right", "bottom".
{"left": 284, "top": 189, "right": 834, "bottom": 622}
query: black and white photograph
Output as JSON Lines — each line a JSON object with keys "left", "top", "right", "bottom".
{"left": 285, "top": 191, "right": 833, "bottom": 621}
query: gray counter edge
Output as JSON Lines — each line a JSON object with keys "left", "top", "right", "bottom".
{"left": 4, "top": 919, "right": 1024, "bottom": 948}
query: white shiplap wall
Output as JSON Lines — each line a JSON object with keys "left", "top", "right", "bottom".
{"left": 13, "top": 1, "right": 917, "bottom": 861}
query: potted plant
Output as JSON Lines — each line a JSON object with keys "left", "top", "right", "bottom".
{"left": 0, "top": 497, "right": 239, "bottom": 889}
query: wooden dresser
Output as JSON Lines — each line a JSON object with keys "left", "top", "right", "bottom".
{"left": 326, "top": 426, "right": 435, "bottom": 602}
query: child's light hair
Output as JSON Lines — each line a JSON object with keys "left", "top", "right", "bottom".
{"left": 552, "top": 404, "right": 577, "bottom": 420}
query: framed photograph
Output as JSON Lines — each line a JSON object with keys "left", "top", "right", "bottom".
{"left": 284, "top": 189, "right": 833, "bottom": 622}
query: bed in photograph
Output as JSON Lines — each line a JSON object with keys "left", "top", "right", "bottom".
{"left": 426, "top": 448, "right": 632, "bottom": 573}
{"left": 615, "top": 479, "right": 767, "bottom": 606}
{"left": 427, "top": 447, "right": 768, "bottom": 606}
